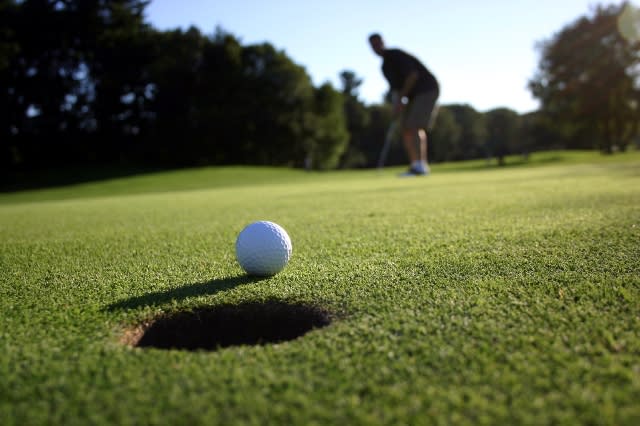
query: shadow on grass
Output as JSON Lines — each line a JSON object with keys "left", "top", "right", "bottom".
{"left": 1, "top": 164, "right": 164, "bottom": 193}
{"left": 435, "top": 154, "right": 565, "bottom": 173}
{"left": 107, "top": 275, "right": 265, "bottom": 311}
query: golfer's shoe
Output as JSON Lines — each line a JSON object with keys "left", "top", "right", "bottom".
{"left": 398, "top": 165, "right": 430, "bottom": 177}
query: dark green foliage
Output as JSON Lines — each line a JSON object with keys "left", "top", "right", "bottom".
{"left": 238, "top": 42, "right": 315, "bottom": 167}
{"left": 338, "top": 70, "right": 371, "bottom": 168}
{"left": 529, "top": 2, "right": 640, "bottom": 153}
{"left": 429, "top": 105, "right": 461, "bottom": 162}
{"left": 446, "top": 104, "right": 487, "bottom": 161}
{"left": 485, "top": 107, "right": 521, "bottom": 165}
{"left": 0, "top": 0, "right": 153, "bottom": 170}
{"left": 360, "top": 103, "right": 398, "bottom": 166}
{"left": 0, "top": 1, "right": 349, "bottom": 173}
{"left": 304, "top": 83, "right": 349, "bottom": 170}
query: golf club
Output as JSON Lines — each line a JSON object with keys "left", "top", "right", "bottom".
{"left": 377, "top": 119, "right": 398, "bottom": 170}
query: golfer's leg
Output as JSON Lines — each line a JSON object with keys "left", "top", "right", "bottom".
{"left": 419, "top": 129, "right": 427, "bottom": 164}
{"left": 402, "top": 128, "right": 419, "bottom": 164}
{"left": 407, "top": 91, "right": 437, "bottom": 169}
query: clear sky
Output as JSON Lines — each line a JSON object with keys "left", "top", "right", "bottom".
{"left": 145, "top": 0, "right": 615, "bottom": 113}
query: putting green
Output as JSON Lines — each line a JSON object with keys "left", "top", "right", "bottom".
{"left": 1, "top": 150, "right": 639, "bottom": 425}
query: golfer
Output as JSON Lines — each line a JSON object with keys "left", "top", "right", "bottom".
{"left": 368, "top": 33, "right": 439, "bottom": 176}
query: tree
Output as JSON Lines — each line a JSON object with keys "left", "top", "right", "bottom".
{"left": 190, "top": 29, "right": 244, "bottom": 165}
{"left": 145, "top": 26, "right": 212, "bottom": 165}
{"left": 338, "top": 70, "right": 370, "bottom": 168}
{"left": 0, "top": 0, "right": 18, "bottom": 73}
{"left": 0, "top": 0, "right": 20, "bottom": 172}
{"left": 428, "top": 105, "right": 462, "bottom": 163}
{"left": 2, "top": 0, "right": 83, "bottom": 167}
{"left": 0, "top": 2, "right": 371, "bottom": 174}
{"left": 429, "top": 106, "right": 461, "bottom": 163}
{"left": 238, "top": 42, "right": 316, "bottom": 166}
{"left": 529, "top": 2, "right": 640, "bottom": 153}
{"left": 1, "top": 0, "right": 153, "bottom": 170}
{"left": 303, "top": 83, "right": 349, "bottom": 170}
{"left": 485, "top": 107, "right": 521, "bottom": 165}
{"left": 447, "top": 104, "right": 487, "bottom": 160}
{"left": 89, "top": 0, "right": 155, "bottom": 161}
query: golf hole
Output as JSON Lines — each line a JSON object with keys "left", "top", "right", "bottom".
{"left": 122, "top": 301, "right": 333, "bottom": 351}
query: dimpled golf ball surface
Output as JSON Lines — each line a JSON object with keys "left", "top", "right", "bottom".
{"left": 236, "top": 221, "right": 292, "bottom": 276}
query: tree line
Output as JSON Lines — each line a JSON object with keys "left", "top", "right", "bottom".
{"left": 2, "top": 1, "right": 639, "bottom": 180}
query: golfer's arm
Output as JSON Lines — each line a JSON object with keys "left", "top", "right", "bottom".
{"left": 400, "top": 71, "right": 419, "bottom": 100}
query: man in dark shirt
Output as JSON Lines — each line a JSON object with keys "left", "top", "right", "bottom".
{"left": 369, "top": 33, "right": 439, "bottom": 176}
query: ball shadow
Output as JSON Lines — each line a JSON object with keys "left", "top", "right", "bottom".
{"left": 107, "top": 275, "right": 265, "bottom": 311}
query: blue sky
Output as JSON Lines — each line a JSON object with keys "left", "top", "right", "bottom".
{"left": 145, "top": 0, "right": 617, "bottom": 113}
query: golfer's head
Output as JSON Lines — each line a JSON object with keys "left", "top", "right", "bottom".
{"left": 368, "top": 33, "right": 385, "bottom": 56}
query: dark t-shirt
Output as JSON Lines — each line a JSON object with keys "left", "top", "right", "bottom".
{"left": 382, "top": 48, "right": 439, "bottom": 99}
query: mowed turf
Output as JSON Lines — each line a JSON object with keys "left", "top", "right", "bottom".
{"left": 1, "top": 151, "right": 639, "bottom": 425}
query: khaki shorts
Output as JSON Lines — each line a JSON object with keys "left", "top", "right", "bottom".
{"left": 402, "top": 90, "right": 439, "bottom": 131}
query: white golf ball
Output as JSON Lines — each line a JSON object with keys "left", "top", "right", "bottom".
{"left": 235, "top": 221, "right": 292, "bottom": 276}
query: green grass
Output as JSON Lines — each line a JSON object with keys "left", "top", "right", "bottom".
{"left": 1, "top": 150, "right": 639, "bottom": 425}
